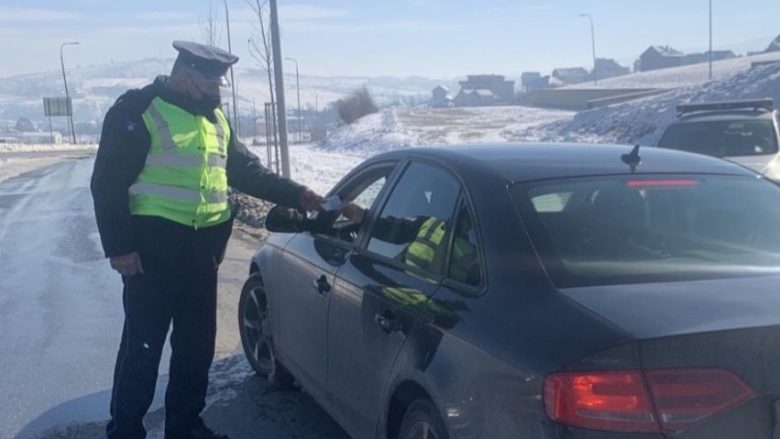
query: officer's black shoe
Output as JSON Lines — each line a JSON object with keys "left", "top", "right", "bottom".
{"left": 165, "top": 423, "right": 229, "bottom": 439}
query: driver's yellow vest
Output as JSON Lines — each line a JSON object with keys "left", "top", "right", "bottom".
{"left": 129, "top": 97, "right": 231, "bottom": 229}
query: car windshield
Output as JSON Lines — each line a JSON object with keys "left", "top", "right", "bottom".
{"left": 658, "top": 119, "right": 779, "bottom": 157}
{"left": 512, "top": 175, "right": 780, "bottom": 287}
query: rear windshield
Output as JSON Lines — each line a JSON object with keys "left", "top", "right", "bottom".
{"left": 512, "top": 175, "right": 780, "bottom": 287}
{"left": 658, "top": 120, "right": 778, "bottom": 157}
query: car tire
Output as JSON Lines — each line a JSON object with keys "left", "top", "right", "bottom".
{"left": 397, "top": 398, "right": 449, "bottom": 439}
{"left": 238, "top": 273, "right": 295, "bottom": 387}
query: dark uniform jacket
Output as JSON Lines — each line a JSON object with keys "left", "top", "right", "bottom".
{"left": 91, "top": 76, "right": 304, "bottom": 260}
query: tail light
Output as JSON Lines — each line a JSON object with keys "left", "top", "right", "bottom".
{"left": 544, "top": 368, "right": 755, "bottom": 434}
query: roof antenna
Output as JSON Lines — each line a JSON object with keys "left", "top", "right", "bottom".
{"left": 621, "top": 145, "right": 642, "bottom": 173}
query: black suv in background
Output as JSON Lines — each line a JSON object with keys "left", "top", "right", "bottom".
{"left": 658, "top": 98, "right": 780, "bottom": 179}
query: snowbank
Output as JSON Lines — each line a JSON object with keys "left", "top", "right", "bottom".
{"left": 318, "top": 106, "right": 574, "bottom": 154}
{"left": 518, "top": 63, "right": 780, "bottom": 145}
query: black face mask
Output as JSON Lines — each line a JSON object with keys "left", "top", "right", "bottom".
{"left": 196, "top": 94, "right": 222, "bottom": 112}
{"left": 158, "top": 75, "right": 222, "bottom": 119}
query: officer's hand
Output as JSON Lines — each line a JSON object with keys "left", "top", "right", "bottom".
{"left": 299, "top": 188, "right": 324, "bottom": 212}
{"left": 110, "top": 252, "right": 145, "bottom": 277}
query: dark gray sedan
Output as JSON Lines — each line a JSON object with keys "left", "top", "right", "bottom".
{"left": 239, "top": 144, "right": 780, "bottom": 439}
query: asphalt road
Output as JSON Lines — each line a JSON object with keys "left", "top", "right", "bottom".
{"left": 0, "top": 157, "right": 348, "bottom": 439}
{"left": 0, "top": 157, "right": 169, "bottom": 438}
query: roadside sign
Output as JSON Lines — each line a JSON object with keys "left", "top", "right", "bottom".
{"left": 43, "top": 97, "right": 72, "bottom": 117}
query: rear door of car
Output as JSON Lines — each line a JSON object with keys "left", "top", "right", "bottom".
{"left": 326, "top": 159, "right": 463, "bottom": 438}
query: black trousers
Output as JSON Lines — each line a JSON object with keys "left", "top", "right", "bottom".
{"left": 106, "top": 217, "right": 232, "bottom": 439}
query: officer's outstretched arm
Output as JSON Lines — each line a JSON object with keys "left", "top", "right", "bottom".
{"left": 226, "top": 133, "right": 318, "bottom": 209}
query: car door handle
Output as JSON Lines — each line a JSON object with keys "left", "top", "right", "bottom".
{"left": 374, "top": 312, "right": 401, "bottom": 333}
{"left": 313, "top": 275, "right": 331, "bottom": 295}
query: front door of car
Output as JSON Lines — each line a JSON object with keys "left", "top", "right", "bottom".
{"left": 276, "top": 162, "right": 399, "bottom": 403}
{"left": 274, "top": 232, "right": 343, "bottom": 397}
{"left": 327, "top": 161, "right": 463, "bottom": 438}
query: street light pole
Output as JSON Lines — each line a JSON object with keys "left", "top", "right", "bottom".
{"left": 223, "top": 0, "right": 240, "bottom": 136}
{"left": 579, "top": 14, "right": 597, "bottom": 86}
{"left": 285, "top": 57, "right": 302, "bottom": 144}
{"left": 709, "top": 0, "right": 713, "bottom": 80}
{"left": 60, "top": 41, "right": 79, "bottom": 144}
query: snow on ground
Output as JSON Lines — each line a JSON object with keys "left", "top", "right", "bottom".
{"left": 566, "top": 51, "right": 780, "bottom": 89}
{"left": 0, "top": 143, "right": 97, "bottom": 153}
{"left": 319, "top": 105, "right": 574, "bottom": 155}
{"left": 250, "top": 144, "right": 364, "bottom": 196}
{"left": 518, "top": 62, "right": 780, "bottom": 146}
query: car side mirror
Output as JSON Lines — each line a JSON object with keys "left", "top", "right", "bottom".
{"left": 265, "top": 205, "right": 308, "bottom": 233}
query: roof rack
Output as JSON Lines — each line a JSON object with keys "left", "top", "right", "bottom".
{"left": 677, "top": 98, "right": 774, "bottom": 116}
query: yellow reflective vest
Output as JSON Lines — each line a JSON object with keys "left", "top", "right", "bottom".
{"left": 129, "top": 97, "right": 231, "bottom": 228}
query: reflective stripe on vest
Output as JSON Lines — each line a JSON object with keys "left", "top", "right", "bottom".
{"left": 129, "top": 97, "right": 231, "bottom": 228}
{"left": 129, "top": 181, "right": 228, "bottom": 204}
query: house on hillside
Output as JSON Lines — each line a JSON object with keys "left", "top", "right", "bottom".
{"left": 682, "top": 50, "right": 737, "bottom": 65}
{"left": 552, "top": 67, "right": 590, "bottom": 85}
{"left": 521, "top": 72, "right": 542, "bottom": 92}
{"left": 453, "top": 89, "right": 496, "bottom": 107}
{"left": 430, "top": 85, "right": 452, "bottom": 108}
{"left": 454, "top": 74, "right": 515, "bottom": 106}
{"left": 636, "top": 46, "right": 684, "bottom": 72}
{"left": 594, "top": 58, "right": 630, "bottom": 80}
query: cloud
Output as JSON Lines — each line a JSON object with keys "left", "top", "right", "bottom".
{"left": 0, "top": 7, "right": 82, "bottom": 22}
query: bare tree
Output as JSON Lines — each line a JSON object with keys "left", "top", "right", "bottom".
{"left": 200, "top": 0, "right": 222, "bottom": 47}
{"left": 247, "top": 0, "right": 279, "bottom": 171}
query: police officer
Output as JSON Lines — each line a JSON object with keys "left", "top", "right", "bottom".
{"left": 91, "top": 41, "right": 322, "bottom": 439}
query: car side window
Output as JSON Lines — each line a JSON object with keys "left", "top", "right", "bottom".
{"left": 447, "top": 202, "right": 482, "bottom": 287}
{"left": 366, "top": 162, "right": 460, "bottom": 277}
{"left": 322, "top": 165, "right": 394, "bottom": 243}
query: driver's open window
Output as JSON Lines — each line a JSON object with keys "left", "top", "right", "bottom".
{"left": 334, "top": 174, "right": 388, "bottom": 227}
{"left": 318, "top": 164, "right": 396, "bottom": 243}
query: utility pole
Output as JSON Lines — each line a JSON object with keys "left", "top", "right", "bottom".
{"left": 709, "top": 0, "right": 713, "bottom": 80}
{"left": 269, "top": 0, "right": 290, "bottom": 177}
{"left": 60, "top": 41, "right": 79, "bottom": 144}
{"left": 223, "top": 0, "right": 240, "bottom": 136}
{"left": 285, "top": 57, "right": 302, "bottom": 143}
{"left": 579, "top": 14, "right": 597, "bottom": 86}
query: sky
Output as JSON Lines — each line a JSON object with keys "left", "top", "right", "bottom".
{"left": 0, "top": 0, "right": 778, "bottom": 79}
